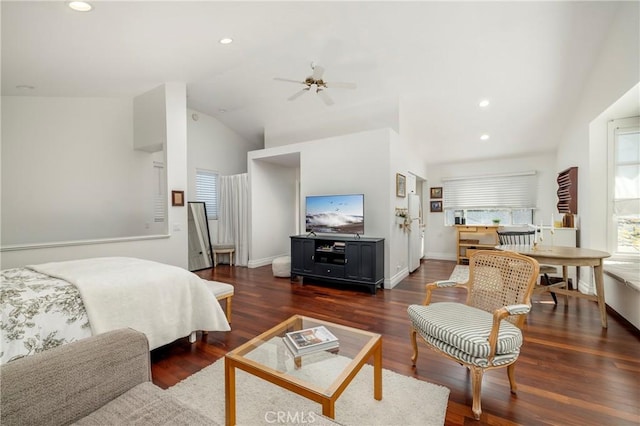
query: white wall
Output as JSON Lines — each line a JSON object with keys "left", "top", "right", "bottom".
{"left": 0, "top": 83, "right": 190, "bottom": 269}
{"left": 264, "top": 97, "right": 399, "bottom": 148}
{"left": 554, "top": 1, "right": 639, "bottom": 327}
{"left": 186, "top": 108, "right": 254, "bottom": 243}
{"left": 249, "top": 129, "right": 391, "bottom": 267}
{"left": 187, "top": 108, "right": 252, "bottom": 179}
{"left": 558, "top": 2, "right": 639, "bottom": 264}
{"left": 424, "top": 153, "right": 558, "bottom": 260}
{"left": 249, "top": 128, "right": 427, "bottom": 288}
{"left": 133, "top": 85, "right": 167, "bottom": 153}
{"left": 248, "top": 159, "right": 298, "bottom": 263}
{"left": 1, "top": 96, "right": 164, "bottom": 246}
{"left": 604, "top": 274, "right": 639, "bottom": 330}
{"left": 389, "top": 130, "right": 427, "bottom": 284}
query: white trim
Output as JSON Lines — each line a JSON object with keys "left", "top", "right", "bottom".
{"left": 0, "top": 234, "right": 170, "bottom": 252}
{"left": 247, "top": 255, "right": 283, "bottom": 269}
{"left": 607, "top": 116, "right": 640, "bottom": 259}
{"left": 386, "top": 268, "right": 408, "bottom": 289}
{"left": 442, "top": 170, "right": 536, "bottom": 182}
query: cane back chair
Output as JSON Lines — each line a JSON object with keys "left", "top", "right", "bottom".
{"left": 407, "top": 250, "right": 539, "bottom": 420}
{"left": 497, "top": 230, "right": 562, "bottom": 304}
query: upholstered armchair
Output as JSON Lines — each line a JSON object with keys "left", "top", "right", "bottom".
{"left": 407, "top": 250, "right": 539, "bottom": 420}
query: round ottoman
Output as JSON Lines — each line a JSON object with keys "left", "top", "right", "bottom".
{"left": 272, "top": 256, "right": 291, "bottom": 278}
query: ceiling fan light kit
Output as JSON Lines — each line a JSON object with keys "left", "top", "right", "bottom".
{"left": 274, "top": 63, "right": 356, "bottom": 106}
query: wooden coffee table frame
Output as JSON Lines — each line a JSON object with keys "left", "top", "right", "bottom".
{"left": 224, "top": 315, "right": 382, "bottom": 426}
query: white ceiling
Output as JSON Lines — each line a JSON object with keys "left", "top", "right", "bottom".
{"left": 1, "top": 1, "right": 626, "bottom": 164}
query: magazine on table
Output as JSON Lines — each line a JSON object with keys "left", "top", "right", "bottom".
{"left": 284, "top": 325, "right": 339, "bottom": 355}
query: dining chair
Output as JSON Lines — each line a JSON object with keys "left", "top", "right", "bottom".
{"left": 407, "top": 250, "right": 539, "bottom": 420}
{"left": 496, "top": 230, "right": 560, "bottom": 304}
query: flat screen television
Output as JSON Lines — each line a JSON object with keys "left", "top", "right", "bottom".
{"left": 305, "top": 194, "right": 364, "bottom": 235}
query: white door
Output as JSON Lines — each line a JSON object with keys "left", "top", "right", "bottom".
{"left": 408, "top": 194, "right": 423, "bottom": 272}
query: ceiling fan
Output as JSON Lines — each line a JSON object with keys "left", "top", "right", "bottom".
{"left": 274, "top": 62, "right": 356, "bottom": 106}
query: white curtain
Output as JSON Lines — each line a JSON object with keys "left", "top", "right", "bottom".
{"left": 218, "top": 173, "right": 249, "bottom": 266}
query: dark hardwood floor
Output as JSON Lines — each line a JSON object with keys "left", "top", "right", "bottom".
{"left": 151, "top": 259, "right": 640, "bottom": 425}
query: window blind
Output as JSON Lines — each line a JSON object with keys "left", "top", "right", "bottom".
{"left": 153, "top": 162, "right": 166, "bottom": 223}
{"left": 443, "top": 171, "right": 537, "bottom": 209}
{"left": 614, "top": 127, "right": 640, "bottom": 215}
{"left": 611, "top": 122, "right": 639, "bottom": 257}
{"left": 196, "top": 169, "right": 218, "bottom": 220}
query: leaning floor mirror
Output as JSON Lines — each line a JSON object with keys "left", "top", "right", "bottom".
{"left": 187, "top": 202, "right": 214, "bottom": 271}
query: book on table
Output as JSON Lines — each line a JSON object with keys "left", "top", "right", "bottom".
{"left": 284, "top": 325, "right": 339, "bottom": 355}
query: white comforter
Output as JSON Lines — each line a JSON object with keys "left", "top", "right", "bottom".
{"left": 27, "top": 257, "right": 230, "bottom": 350}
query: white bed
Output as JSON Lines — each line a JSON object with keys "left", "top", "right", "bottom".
{"left": 0, "top": 257, "right": 230, "bottom": 364}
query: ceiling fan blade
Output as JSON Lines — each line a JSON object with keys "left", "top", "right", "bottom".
{"left": 287, "top": 88, "right": 309, "bottom": 101}
{"left": 312, "top": 65, "right": 325, "bottom": 81}
{"left": 326, "top": 82, "right": 357, "bottom": 89}
{"left": 274, "top": 77, "right": 305, "bottom": 84}
{"left": 317, "top": 89, "right": 334, "bottom": 106}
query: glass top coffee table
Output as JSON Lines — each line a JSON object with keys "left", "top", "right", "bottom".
{"left": 224, "top": 314, "right": 382, "bottom": 426}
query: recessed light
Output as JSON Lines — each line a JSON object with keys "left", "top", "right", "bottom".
{"left": 480, "top": 134, "right": 490, "bottom": 141}
{"left": 218, "top": 108, "right": 227, "bottom": 113}
{"left": 68, "top": 1, "right": 93, "bottom": 12}
{"left": 479, "top": 99, "right": 490, "bottom": 108}
{"left": 16, "top": 85, "right": 35, "bottom": 90}
{"left": 219, "top": 38, "right": 233, "bottom": 45}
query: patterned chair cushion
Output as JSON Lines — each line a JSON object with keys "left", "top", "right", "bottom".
{"left": 408, "top": 302, "right": 523, "bottom": 365}
{"left": 420, "top": 333, "right": 520, "bottom": 368}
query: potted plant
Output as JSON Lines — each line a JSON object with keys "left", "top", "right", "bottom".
{"left": 492, "top": 218, "right": 501, "bottom": 225}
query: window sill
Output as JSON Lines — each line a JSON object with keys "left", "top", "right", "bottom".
{"left": 604, "top": 260, "right": 640, "bottom": 292}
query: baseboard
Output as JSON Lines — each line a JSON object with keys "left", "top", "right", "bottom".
{"left": 386, "top": 268, "right": 408, "bottom": 289}
{"left": 425, "top": 251, "right": 457, "bottom": 261}
{"left": 247, "top": 254, "right": 287, "bottom": 269}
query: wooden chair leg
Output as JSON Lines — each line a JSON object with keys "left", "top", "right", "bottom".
{"left": 470, "top": 366, "right": 484, "bottom": 420}
{"left": 410, "top": 327, "right": 419, "bottom": 366}
{"left": 507, "top": 363, "right": 518, "bottom": 394}
{"left": 543, "top": 273, "right": 558, "bottom": 305}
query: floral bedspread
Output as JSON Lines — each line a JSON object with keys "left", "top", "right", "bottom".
{"left": 0, "top": 267, "right": 91, "bottom": 364}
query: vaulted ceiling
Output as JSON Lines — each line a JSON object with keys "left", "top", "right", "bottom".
{"left": 1, "top": 1, "right": 627, "bottom": 164}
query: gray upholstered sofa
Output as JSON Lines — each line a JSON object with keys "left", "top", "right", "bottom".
{"left": 0, "top": 328, "right": 217, "bottom": 425}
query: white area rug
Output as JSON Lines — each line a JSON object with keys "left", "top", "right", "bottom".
{"left": 166, "top": 355, "right": 449, "bottom": 426}
{"left": 449, "top": 265, "right": 469, "bottom": 283}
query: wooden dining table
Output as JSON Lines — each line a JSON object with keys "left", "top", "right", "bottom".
{"left": 495, "top": 245, "right": 611, "bottom": 328}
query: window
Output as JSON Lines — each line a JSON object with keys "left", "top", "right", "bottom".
{"left": 196, "top": 169, "right": 218, "bottom": 220}
{"left": 442, "top": 171, "right": 537, "bottom": 226}
{"left": 608, "top": 117, "right": 640, "bottom": 259}
{"left": 447, "top": 208, "right": 533, "bottom": 226}
{"left": 153, "top": 162, "right": 166, "bottom": 223}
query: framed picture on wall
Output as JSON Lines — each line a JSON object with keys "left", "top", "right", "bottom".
{"left": 430, "top": 187, "right": 442, "bottom": 199}
{"left": 396, "top": 173, "right": 406, "bottom": 197}
{"left": 172, "top": 190, "right": 184, "bottom": 206}
{"left": 430, "top": 200, "right": 443, "bottom": 212}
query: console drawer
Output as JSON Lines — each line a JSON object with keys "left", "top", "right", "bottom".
{"left": 314, "top": 264, "right": 345, "bottom": 278}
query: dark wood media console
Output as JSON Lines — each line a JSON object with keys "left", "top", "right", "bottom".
{"left": 290, "top": 235, "right": 384, "bottom": 294}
